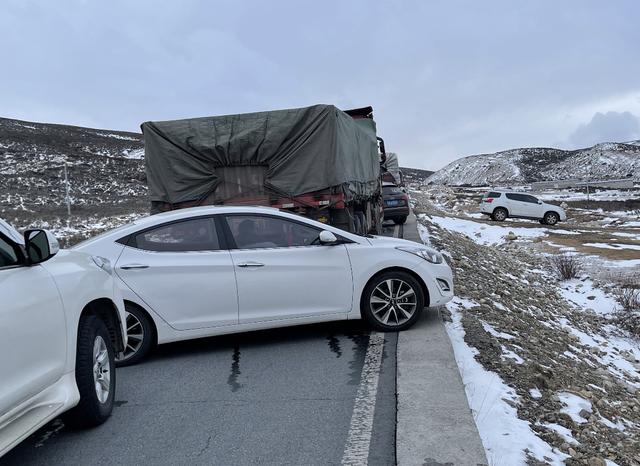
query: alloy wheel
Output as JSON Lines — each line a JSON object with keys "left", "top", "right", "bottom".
{"left": 93, "top": 336, "right": 111, "bottom": 404}
{"left": 369, "top": 279, "right": 418, "bottom": 327}
{"left": 118, "top": 310, "right": 145, "bottom": 362}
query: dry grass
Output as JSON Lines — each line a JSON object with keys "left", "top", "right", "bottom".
{"left": 551, "top": 253, "right": 582, "bottom": 280}
{"left": 615, "top": 279, "right": 640, "bottom": 337}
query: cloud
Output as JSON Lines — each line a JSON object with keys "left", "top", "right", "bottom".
{"left": 2, "top": 0, "right": 640, "bottom": 169}
{"left": 569, "top": 111, "right": 640, "bottom": 148}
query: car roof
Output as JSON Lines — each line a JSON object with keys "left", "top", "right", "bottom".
{"left": 74, "top": 205, "right": 364, "bottom": 247}
{"left": 131, "top": 205, "right": 283, "bottom": 228}
{"left": 0, "top": 218, "right": 24, "bottom": 244}
{"left": 486, "top": 189, "right": 531, "bottom": 194}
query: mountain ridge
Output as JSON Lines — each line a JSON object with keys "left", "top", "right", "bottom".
{"left": 427, "top": 141, "right": 640, "bottom": 186}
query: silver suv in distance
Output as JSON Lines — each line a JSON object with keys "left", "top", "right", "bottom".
{"left": 480, "top": 190, "right": 567, "bottom": 225}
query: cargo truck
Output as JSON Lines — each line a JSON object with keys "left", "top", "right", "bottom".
{"left": 141, "top": 104, "right": 387, "bottom": 234}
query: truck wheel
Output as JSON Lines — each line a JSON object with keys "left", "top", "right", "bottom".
{"left": 330, "top": 208, "right": 355, "bottom": 233}
{"left": 361, "top": 271, "right": 424, "bottom": 332}
{"left": 116, "top": 304, "right": 155, "bottom": 367}
{"left": 394, "top": 216, "right": 407, "bottom": 225}
{"left": 354, "top": 212, "right": 366, "bottom": 235}
{"left": 64, "top": 315, "right": 115, "bottom": 428}
{"left": 543, "top": 211, "right": 559, "bottom": 225}
{"left": 492, "top": 207, "right": 508, "bottom": 222}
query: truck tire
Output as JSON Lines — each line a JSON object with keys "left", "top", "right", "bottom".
{"left": 331, "top": 208, "right": 355, "bottom": 233}
{"left": 64, "top": 315, "right": 115, "bottom": 428}
{"left": 355, "top": 212, "right": 366, "bottom": 235}
{"left": 361, "top": 271, "right": 424, "bottom": 331}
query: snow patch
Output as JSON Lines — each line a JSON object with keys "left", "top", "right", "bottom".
{"left": 445, "top": 299, "right": 567, "bottom": 465}
{"left": 422, "top": 215, "right": 548, "bottom": 246}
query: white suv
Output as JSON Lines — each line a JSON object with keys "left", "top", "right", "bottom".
{"left": 0, "top": 219, "right": 127, "bottom": 458}
{"left": 480, "top": 190, "right": 567, "bottom": 225}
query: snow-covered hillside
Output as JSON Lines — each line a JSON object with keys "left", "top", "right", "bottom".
{"left": 427, "top": 142, "right": 640, "bottom": 186}
{"left": 0, "top": 117, "right": 148, "bottom": 244}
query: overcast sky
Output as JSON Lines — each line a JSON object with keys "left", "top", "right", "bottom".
{"left": 2, "top": 0, "right": 640, "bottom": 170}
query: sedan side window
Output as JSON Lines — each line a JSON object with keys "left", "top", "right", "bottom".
{"left": 225, "top": 215, "right": 321, "bottom": 249}
{"left": 132, "top": 218, "right": 220, "bottom": 252}
{"left": 0, "top": 235, "right": 22, "bottom": 268}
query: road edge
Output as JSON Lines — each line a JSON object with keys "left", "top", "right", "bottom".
{"left": 395, "top": 213, "right": 488, "bottom": 466}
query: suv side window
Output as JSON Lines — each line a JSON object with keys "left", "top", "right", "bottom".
{"left": 225, "top": 215, "right": 321, "bottom": 249}
{"left": 524, "top": 195, "right": 540, "bottom": 204}
{"left": 132, "top": 218, "right": 220, "bottom": 252}
{"left": 0, "top": 235, "right": 22, "bottom": 268}
{"left": 505, "top": 193, "right": 526, "bottom": 202}
{"left": 486, "top": 191, "right": 502, "bottom": 198}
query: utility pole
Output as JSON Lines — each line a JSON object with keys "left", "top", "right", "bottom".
{"left": 64, "top": 163, "right": 71, "bottom": 222}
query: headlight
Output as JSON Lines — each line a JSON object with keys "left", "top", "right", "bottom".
{"left": 396, "top": 246, "right": 444, "bottom": 264}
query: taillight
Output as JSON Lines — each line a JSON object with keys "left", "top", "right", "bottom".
{"left": 484, "top": 198, "right": 493, "bottom": 203}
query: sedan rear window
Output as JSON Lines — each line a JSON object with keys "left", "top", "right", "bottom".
{"left": 132, "top": 218, "right": 220, "bottom": 252}
{"left": 383, "top": 186, "right": 404, "bottom": 195}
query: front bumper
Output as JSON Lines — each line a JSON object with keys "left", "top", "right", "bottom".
{"left": 413, "top": 259, "right": 455, "bottom": 308}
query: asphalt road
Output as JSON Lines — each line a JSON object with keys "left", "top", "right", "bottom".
{"left": 4, "top": 222, "right": 402, "bottom": 466}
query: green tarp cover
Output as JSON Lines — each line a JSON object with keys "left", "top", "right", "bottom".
{"left": 384, "top": 152, "right": 401, "bottom": 184}
{"left": 142, "top": 104, "right": 381, "bottom": 205}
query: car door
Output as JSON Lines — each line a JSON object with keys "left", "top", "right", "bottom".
{"left": 524, "top": 194, "right": 545, "bottom": 218}
{"left": 115, "top": 217, "right": 239, "bottom": 330}
{"left": 0, "top": 233, "right": 66, "bottom": 416}
{"left": 222, "top": 214, "right": 353, "bottom": 324}
{"left": 504, "top": 193, "right": 527, "bottom": 217}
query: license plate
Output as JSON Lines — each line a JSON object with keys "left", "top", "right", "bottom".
{"left": 385, "top": 200, "right": 400, "bottom": 206}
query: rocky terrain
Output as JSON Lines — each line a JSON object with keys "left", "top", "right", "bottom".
{"left": 413, "top": 188, "right": 640, "bottom": 466}
{"left": 426, "top": 142, "right": 640, "bottom": 186}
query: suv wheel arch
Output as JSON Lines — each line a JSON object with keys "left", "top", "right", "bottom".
{"left": 79, "top": 298, "right": 125, "bottom": 354}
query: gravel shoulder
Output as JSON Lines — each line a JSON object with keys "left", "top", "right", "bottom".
{"left": 411, "top": 190, "right": 640, "bottom": 466}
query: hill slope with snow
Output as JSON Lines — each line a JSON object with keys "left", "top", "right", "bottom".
{"left": 427, "top": 142, "right": 640, "bottom": 186}
{"left": 0, "top": 117, "right": 147, "bottom": 243}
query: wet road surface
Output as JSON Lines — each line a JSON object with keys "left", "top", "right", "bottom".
{"left": 4, "top": 222, "right": 402, "bottom": 465}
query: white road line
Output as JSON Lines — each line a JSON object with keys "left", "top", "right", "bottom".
{"left": 341, "top": 332, "right": 385, "bottom": 466}
{"left": 393, "top": 224, "right": 400, "bottom": 238}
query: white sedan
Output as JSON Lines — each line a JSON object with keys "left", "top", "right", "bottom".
{"left": 75, "top": 206, "right": 454, "bottom": 365}
{"left": 0, "top": 219, "right": 127, "bottom": 458}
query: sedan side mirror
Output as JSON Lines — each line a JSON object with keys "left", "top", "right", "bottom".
{"left": 318, "top": 230, "right": 338, "bottom": 245}
{"left": 24, "top": 229, "right": 59, "bottom": 264}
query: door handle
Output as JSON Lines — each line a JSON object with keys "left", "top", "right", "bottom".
{"left": 236, "top": 261, "right": 265, "bottom": 268}
{"left": 119, "top": 263, "right": 150, "bottom": 270}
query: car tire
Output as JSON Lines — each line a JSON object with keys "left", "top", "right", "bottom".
{"left": 63, "top": 315, "right": 115, "bottom": 428}
{"left": 492, "top": 207, "right": 508, "bottom": 222}
{"left": 361, "top": 271, "right": 424, "bottom": 332}
{"left": 544, "top": 211, "right": 559, "bottom": 226}
{"left": 394, "top": 216, "right": 407, "bottom": 225}
{"left": 116, "top": 304, "right": 155, "bottom": 367}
